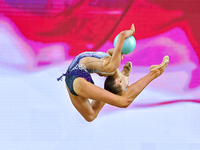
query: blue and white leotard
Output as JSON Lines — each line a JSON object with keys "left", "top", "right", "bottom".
{"left": 57, "top": 52, "right": 114, "bottom": 96}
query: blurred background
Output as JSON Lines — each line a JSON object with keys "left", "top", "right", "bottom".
{"left": 0, "top": 0, "right": 200, "bottom": 149}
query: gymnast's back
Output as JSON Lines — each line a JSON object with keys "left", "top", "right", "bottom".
{"left": 69, "top": 51, "right": 114, "bottom": 76}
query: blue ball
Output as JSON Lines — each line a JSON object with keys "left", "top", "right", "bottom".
{"left": 114, "top": 34, "right": 136, "bottom": 54}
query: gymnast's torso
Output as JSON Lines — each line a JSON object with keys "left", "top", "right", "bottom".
{"left": 62, "top": 52, "right": 114, "bottom": 96}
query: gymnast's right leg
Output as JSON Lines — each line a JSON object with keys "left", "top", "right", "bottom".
{"left": 66, "top": 85, "right": 105, "bottom": 122}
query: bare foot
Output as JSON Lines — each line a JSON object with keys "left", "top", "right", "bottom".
{"left": 150, "top": 56, "right": 169, "bottom": 77}
{"left": 122, "top": 61, "right": 132, "bottom": 76}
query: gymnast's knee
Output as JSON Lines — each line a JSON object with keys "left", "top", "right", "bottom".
{"left": 84, "top": 114, "right": 97, "bottom": 122}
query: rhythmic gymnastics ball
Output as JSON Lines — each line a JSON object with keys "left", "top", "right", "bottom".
{"left": 114, "top": 35, "right": 136, "bottom": 54}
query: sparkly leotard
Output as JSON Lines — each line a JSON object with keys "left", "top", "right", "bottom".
{"left": 57, "top": 52, "right": 114, "bottom": 96}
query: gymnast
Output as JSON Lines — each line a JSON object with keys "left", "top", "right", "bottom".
{"left": 57, "top": 24, "right": 169, "bottom": 122}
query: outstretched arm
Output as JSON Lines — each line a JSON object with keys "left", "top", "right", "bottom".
{"left": 122, "top": 72, "right": 157, "bottom": 105}
{"left": 104, "top": 24, "right": 135, "bottom": 72}
{"left": 72, "top": 70, "right": 160, "bottom": 122}
{"left": 121, "top": 56, "right": 169, "bottom": 106}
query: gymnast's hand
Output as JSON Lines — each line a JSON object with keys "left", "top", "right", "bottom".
{"left": 131, "top": 23, "right": 135, "bottom": 35}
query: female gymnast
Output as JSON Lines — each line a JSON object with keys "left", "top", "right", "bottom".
{"left": 57, "top": 24, "right": 169, "bottom": 122}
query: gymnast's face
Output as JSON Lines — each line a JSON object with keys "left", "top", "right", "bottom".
{"left": 115, "top": 71, "right": 130, "bottom": 93}
{"left": 120, "top": 74, "right": 129, "bottom": 91}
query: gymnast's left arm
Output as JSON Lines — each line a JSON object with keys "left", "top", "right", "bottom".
{"left": 107, "top": 48, "right": 124, "bottom": 60}
{"left": 103, "top": 24, "right": 135, "bottom": 72}
{"left": 106, "top": 48, "right": 114, "bottom": 56}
